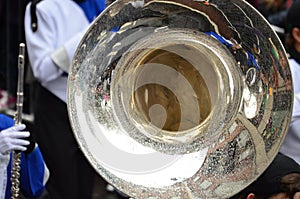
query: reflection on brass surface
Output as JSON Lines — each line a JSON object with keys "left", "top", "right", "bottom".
{"left": 133, "top": 48, "right": 211, "bottom": 132}
{"left": 67, "top": 0, "right": 293, "bottom": 198}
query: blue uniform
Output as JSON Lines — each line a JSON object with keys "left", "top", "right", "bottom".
{"left": 0, "top": 114, "right": 48, "bottom": 199}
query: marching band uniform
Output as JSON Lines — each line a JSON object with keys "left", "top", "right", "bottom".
{"left": 24, "top": 0, "right": 105, "bottom": 198}
{"left": 0, "top": 114, "right": 49, "bottom": 199}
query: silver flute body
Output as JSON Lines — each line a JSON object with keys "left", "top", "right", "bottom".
{"left": 11, "top": 43, "right": 26, "bottom": 199}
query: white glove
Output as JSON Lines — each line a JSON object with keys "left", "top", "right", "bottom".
{"left": 0, "top": 124, "right": 30, "bottom": 155}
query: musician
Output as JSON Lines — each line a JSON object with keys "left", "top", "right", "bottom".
{"left": 0, "top": 113, "right": 49, "bottom": 199}
{"left": 230, "top": 153, "right": 300, "bottom": 199}
{"left": 24, "top": 0, "right": 107, "bottom": 198}
{"left": 280, "top": 0, "right": 300, "bottom": 165}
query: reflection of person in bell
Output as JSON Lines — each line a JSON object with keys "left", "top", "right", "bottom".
{"left": 0, "top": 114, "right": 49, "bottom": 199}
{"left": 205, "top": 31, "right": 263, "bottom": 120}
{"left": 230, "top": 153, "right": 300, "bottom": 199}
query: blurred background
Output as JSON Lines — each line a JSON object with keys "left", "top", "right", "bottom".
{"left": 1, "top": 0, "right": 32, "bottom": 116}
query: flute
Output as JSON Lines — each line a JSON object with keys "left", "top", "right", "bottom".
{"left": 10, "top": 43, "right": 26, "bottom": 199}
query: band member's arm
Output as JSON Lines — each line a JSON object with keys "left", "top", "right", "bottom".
{"left": 24, "top": 1, "right": 90, "bottom": 82}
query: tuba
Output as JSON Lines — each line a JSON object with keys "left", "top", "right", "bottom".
{"left": 67, "top": 0, "right": 293, "bottom": 198}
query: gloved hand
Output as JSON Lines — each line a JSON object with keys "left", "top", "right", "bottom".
{"left": 0, "top": 124, "right": 30, "bottom": 155}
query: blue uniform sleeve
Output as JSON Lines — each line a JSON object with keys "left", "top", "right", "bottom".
{"left": 0, "top": 114, "right": 48, "bottom": 198}
{"left": 77, "top": 0, "right": 106, "bottom": 22}
{"left": 20, "top": 146, "right": 48, "bottom": 198}
{"left": 0, "top": 114, "right": 14, "bottom": 199}
{"left": 0, "top": 114, "right": 14, "bottom": 131}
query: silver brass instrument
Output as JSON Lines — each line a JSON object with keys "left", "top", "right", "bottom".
{"left": 11, "top": 43, "right": 25, "bottom": 199}
{"left": 67, "top": 0, "right": 293, "bottom": 198}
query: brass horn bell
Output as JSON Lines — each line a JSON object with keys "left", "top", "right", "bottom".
{"left": 67, "top": 0, "right": 293, "bottom": 198}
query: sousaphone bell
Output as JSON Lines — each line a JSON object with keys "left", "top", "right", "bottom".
{"left": 67, "top": 0, "right": 293, "bottom": 198}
